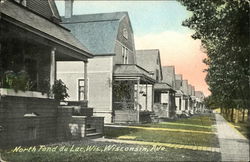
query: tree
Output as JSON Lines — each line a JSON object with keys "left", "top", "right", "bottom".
{"left": 179, "top": 0, "right": 250, "bottom": 121}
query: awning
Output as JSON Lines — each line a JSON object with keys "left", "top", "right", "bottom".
{"left": 0, "top": 1, "right": 93, "bottom": 61}
{"left": 154, "top": 83, "right": 175, "bottom": 92}
{"left": 113, "top": 64, "right": 156, "bottom": 84}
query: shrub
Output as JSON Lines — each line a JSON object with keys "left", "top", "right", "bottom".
{"left": 52, "top": 79, "right": 69, "bottom": 101}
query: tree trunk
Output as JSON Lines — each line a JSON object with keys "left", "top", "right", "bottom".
{"left": 248, "top": 109, "right": 250, "bottom": 122}
{"left": 231, "top": 108, "right": 234, "bottom": 122}
{"left": 242, "top": 108, "right": 245, "bottom": 122}
{"left": 225, "top": 108, "right": 228, "bottom": 119}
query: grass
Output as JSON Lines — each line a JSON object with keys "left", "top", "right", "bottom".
{"left": 105, "top": 114, "right": 219, "bottom": 147}
{"left": 1, "top": 114, "right": 221, "bottom": 161}
{"left": 230, "top": 122, "right": 250, "bottom": 139}
{"left": 1, "top": 140, "right": 220, "bottom": 162}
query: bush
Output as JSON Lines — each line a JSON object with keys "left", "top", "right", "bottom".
{"left": 52, "top": 79, "right": 69, "bottom": 101}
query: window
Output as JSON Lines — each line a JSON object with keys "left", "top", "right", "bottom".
{"left": 156, "top": 69, "right": 159, "bottom": 81}
{"left": 122, "top": 46, "right": 128, "bottom": 64}
{"left": 78, "top": 79, "right": 87, "bottom": 101}
{"left": 123, "top": 28, "right": 128, "bottom": 39}
{"left": 154, "top": 91, "right": 161, "bottom": 103}
{"left": 161, "top": 93, "right": 168, "bottom": 104}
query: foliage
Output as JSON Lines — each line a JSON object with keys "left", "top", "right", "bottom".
{"left": 52, "top": 79, "right": 69, "bottom": 101}
{"left": 179, "top": 0, "right": 250, "bottom": 111}
{"left": 3, "top": 70, "right": 35, "bottom": 92}
{"left": 113, "top": 81, "right": 134, "bottom": 102}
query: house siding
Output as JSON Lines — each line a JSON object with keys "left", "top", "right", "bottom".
{"left": 138, "top": 85, "right": 153, "bottom": 111}
{"left": 113, "top": 16, "right": 136, "bottom": 66}
{"left": 57, "top": 56, "right": 113, "bottom": 123}
{"left": 27, "top": 0, "right": 52, "bottom": 18}
{"left": 116, "top": 16, "right": 134, "bottom": 52}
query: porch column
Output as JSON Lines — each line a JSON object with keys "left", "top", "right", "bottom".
{"left": 50, "top": 47, "right": 56, "bottom": 90}
{"left": 0, "top": 42, "right": 1, "bottom": 67}
{"left": 136, "top": 79, "right": 140, "bottom": 123}
{"left": 83, "top": 61, "right": 88, "bottom": 101}
{"left": 152, "top": 84, "right": 154, "bottom": 111}
{"left": 145, "top": 83, "right": 148, "bottom": 111}
{"left": 168, "top": 91, "right": 171, "bottom": 117}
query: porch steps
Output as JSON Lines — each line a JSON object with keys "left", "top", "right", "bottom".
{"left": 149, "top": 112, "right": 159, "bottom": 123}
{"left": 86, "top": 128, "right": 96, "bottom": 134}
{"left": 85, "top": 132, "right": 103, "bottom": 139}
{"left": 85, "top": 127, "right": 103, "bottom": 139}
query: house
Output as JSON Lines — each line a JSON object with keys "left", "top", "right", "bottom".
{"left": 0, "top": 0, "right": 103, "bottom": 147}
{"left": 136, "top": 50, "right": 176, "bottom": 121}
{"left": 195, "top": 91, "right": 205, "bottom": 113}
{"left": 175, "top": 74, "right": 186, "bottom": 114}
{"left": 156, "top": 66, "right": 176, "bottom": 119}
{"left": 188, "top": 84, "right": 194, "bottom": 113}
{"left": 135, "top": 49, "right": 162, "bottom": 112}
{"left": 182, "top": 80, "right": 189, "bottom": 111}
{"left": 57, "top": 2, "right": 155, "bottom": 123}
{"left": 191, "top": 85, "right": 197, "bottom": 112}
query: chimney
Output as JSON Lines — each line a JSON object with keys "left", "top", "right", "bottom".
{"left": 65, "top": 0, "right": 73, "bottom": 18}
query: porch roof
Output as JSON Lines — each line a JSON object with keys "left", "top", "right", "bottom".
{"left": 113, "top": 64, "right": 156, "bottom": 84}
{"left": 191, "top": 96, "right": 196, "bottom": 101}
{"left": 1, "top": 1, "right": 93, "bottom": 61}
{"left": 154, "top": 83, "right": 175, "bottom": 92}
{"left": 175, "top": 90, "right": 185, "bottom": 97}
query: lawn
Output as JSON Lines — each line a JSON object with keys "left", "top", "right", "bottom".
{"left": 231, "top": 122, "right": 250, "bottom": 139}
{"left": 104, "top": 114, "right": 219, "bottom": 147}
{"left": 1, "top": 140, "right": 220, "bottom": 162}
{"left": 1, "top": 114, "right": 221, "bottom": 161}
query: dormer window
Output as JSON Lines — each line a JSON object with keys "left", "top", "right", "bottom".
{"left": 14, "top": 0, "right": 26, "bottom": 6}
{"left": 123, "top": 28, "right": 128, "bottom": 39}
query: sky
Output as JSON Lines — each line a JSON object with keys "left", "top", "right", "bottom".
{"left": 55, "top": 1, "right": 210, "bottom": 96}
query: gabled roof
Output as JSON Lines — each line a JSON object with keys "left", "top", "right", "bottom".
{"left": 61, "top": 12, "right": 132, "bottom": 55}
{"left": 182, "top": 80, "right": 189, "bottom": 95}
{"left": 154, "top": 83, "right": 175, "bottom": 92}
{"left": 175, "top": 80, "right": 182, "bottom": 90}
{"left": 48, "top": 0, "right": 61, "bottom": 20}
{"left": 1, "top": 1, "right": 92, "bottom": 60}
{"left": 18, "top": 0, "right": 61, "bottom": 23}
{"left": 188, "top": 84, "right": 192, "bottom": 96}
{"left": 175, "top": 74, "right": 183, "bottom": 80}
{"left": 136, "top": 49, "right": 163, "bottom": 80}
{"left": 162, "top": 66, "right": 176, "bottom": 88}
{"left": 175, "top": 90, "right": 184, "bottom": 96}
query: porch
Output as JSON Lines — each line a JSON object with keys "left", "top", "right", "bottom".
{"left": 0, "top": 1, "right": 97, "bottom": 147}
{"left": 112, "top": 64, "right": 156, "bottom": 123}
{"left": 0, "top": 1, "right": 91, "bottom": 97}
{"left": 154, "top": 83, "right": 176, "bottom": 120}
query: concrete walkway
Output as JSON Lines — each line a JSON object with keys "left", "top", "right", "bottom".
{"left": 215, "top": 113, "right": 249, "bottom": 161}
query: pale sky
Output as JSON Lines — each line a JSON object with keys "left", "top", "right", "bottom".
{"left": 55, "top": 1, "right": 210, "bottom": 96}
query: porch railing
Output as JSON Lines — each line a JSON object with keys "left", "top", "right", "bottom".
{"left": 113, "top": 101, "right": 137, "bottom": 110}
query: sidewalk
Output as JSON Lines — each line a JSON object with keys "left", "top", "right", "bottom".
{"left": 215, "top": 113, "right": 249, "bottom": 161}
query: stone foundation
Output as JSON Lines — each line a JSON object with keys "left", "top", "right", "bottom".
{"left": 0, "top": 96, "right": 104, "bottom": 148}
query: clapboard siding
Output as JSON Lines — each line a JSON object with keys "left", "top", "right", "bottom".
{"left": 26, "top": 0, "right": 54, "bottom": 21}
